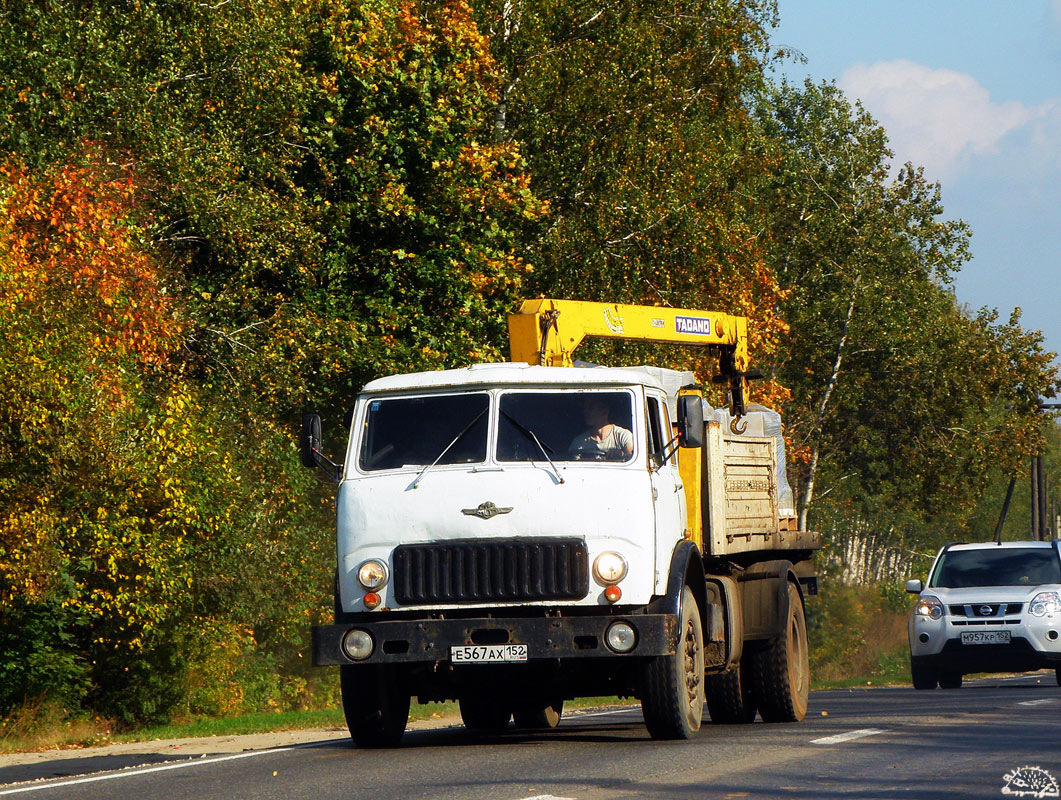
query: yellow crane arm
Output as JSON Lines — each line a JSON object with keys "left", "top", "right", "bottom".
{"left": 507, "top": 298, "right": 756, "bottom": 416}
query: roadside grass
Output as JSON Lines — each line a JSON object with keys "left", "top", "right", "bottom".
{"left": 0, "top": 697, "right": 643, "bottom": 755}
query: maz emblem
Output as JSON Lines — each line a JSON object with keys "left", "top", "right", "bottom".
{"left": 462, "top": 501, "right": 513, "bottom": 520}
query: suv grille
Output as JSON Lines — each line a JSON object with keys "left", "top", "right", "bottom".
{"left": 393, "top": 538, "right": 589, "bottom": 605}
{"left": 948, "top": 603, "right": 1022, "bottom": 617}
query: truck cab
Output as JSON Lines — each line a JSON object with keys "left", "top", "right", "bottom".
{"left": 336, "top": 363, "right": 688, "bottom": 619}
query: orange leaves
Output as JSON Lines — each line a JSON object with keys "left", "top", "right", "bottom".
{"left": 0, "top": 155, "right": 181, "bottom": 369}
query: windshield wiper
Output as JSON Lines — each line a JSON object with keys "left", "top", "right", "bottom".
{"left": 411, "top": 408, "right": 488, "bottom": 489}
{"left": 500, "top": 411, "right": 565, "bottom": 485}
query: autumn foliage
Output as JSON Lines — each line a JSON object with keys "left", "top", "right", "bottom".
{"left": 0, "top": 0, "right": 1056, "bottom": 729}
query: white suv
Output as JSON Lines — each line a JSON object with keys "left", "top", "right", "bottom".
{"left": 907, "top": 540, "right": 1061, "bottom": 689}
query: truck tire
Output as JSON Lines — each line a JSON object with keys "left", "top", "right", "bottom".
{"left": 641, "top": 585, "right": 705, "bottom": 740}
{"left": 459, "top": 696, "right": 512, "bottom": 733}
{"left": 340, "top": 665, "right": 410, "bottom": 748}
{"left": 513, "top": 698, "right": 564, "bottom": 729}
{"left": 910, "top": 657, "right": 938, "bottom": 690}
{"left": 704, "top": 660, "right": 756, "bottom": 724}
{"left": 937, "top": 670, "right": 962, "bottom": 689}
{"left": 749, "top": 581, "right": 809, "bottom": 722}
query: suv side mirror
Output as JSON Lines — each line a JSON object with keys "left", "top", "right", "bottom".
{"left": 905, "top": 579, "right": 924, "bottom": 594}
{"left": 676, "top": 395, "right": 704, "bottom": 448}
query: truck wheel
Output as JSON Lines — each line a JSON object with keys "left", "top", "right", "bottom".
{"left": 705, "top": 660, "right": 756, "bottom": 724}
{"left": 910, "top": 657, "right": 938, "bottom": 690}
{"left": 937, "top": 670, "right": 962, "bottom": 689}
{"left": 513, "top": 698, "right": 564, "bottom": 729}
{"left": 459, "top": 696, "right": 512, "bottom": 733}
{"left": 750, "top": 581, "right": 809, "bottom": 722}
{"left": 641, "top": 585, "right": 705, "bottom": 740}
{"left": 340, "top": 665, "right": 410, "bottom": 748}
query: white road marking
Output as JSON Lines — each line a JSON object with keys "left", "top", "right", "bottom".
{"left": 517, "top": 796, "right": 577, "bottom": 800}
{"left": 0, "top": 739, "right": 340, "bottom": 796}
{"left": 1018, "top": 698, "right": 1059, "bottom": 706}
{"left": 569, "top": 708, "right": 641, "bottom": 719}
{"left": 811, "top": 728, "right": 888, "bottom": 745}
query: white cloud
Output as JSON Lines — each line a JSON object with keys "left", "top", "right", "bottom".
{"left": 838, "top": 59, "right": 1055, "bottom": 180}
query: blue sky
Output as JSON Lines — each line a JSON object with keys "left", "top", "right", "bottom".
{"left": 770, "top": 0, "right": 1061, "bottom": 376}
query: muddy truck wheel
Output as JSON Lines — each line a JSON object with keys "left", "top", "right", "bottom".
{"left": 641, "top": 585, "right": 705, "bottom": 739}
{"left": 513, "top": 698, "right": 564, "bottom": 729}
{"left": 705, "top": 659, "right": 757, "bottom": 724}
{"left": 749, "top": 581, "right": 809, "bottom": 722}
{"left": 459, "top": 695, "right": 512, "bottom": 733}
{"left": 341, "top": 665, "right": 410, "bottom": 748}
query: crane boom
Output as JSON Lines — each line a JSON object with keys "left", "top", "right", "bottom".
{"left": 507, "top": 298, "right": 756, "bottom": 417}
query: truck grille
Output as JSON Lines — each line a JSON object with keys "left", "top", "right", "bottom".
{"left": 393, "top": 538, "right": 589, "bottom": 605}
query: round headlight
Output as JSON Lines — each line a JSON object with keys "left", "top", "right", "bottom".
{"left": 605, "top": 621, "right": 637, "bottom": 653}
{"left": 593, "top": 552, "right": 628, "bottom": 585}
{"left": 357, "top": 559, "right": 388, "bottom": 590}
{"left": 342, "top": 629, "right": 375, "bottom": 661}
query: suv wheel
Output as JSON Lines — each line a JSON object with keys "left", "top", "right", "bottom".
{"left": 910, "top": 657, "right": 937, "bottom": 690}
{"left": 938, "top": 670, "right": 962, "bottom": 689}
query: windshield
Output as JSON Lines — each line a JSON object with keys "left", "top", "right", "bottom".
{"left": 930, "top": 547, "right": 1061, "bottom": 588}
{"left": 497, "top": 391, "right": 636, "bottom": 463}
{"left": 358, "top": 393, "right": 489, "bottom": 471}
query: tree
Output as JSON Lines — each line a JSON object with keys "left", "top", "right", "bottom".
{"left": 757, "top": 80, "right": 1058, "bottom": 542}
{"left": 474, "top": 0, "right": 790, "bottom": 395}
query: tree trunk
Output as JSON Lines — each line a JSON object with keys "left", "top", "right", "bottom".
{"left": 798, "top": 272, "right": 860, "bottom": 531}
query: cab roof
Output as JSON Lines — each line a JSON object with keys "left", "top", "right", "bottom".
{"left": 361, "top": 362, "right": 686, "bottom": 394}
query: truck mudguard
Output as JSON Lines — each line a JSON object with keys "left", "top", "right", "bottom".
{"left": 704, "top": 575, "right": 742, "bottom": 668}
{"left": 737, "top": 559, "right": 802, "bottom": 641}
{"left": 649, "top": 540, "right": 715, "bottom": 642}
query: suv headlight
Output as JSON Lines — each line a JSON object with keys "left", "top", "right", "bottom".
{"left": 357, "top": 559, "right": 389, "bottom": 590}
{"left": 915, "top": 596, "right": 944, "bottom": 620}
{"left": 1029, "top": 591, "right": 1061, "bottom": 617}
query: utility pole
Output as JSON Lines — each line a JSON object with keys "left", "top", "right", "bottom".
{"left": 1031, "top": 455, "right": 1040, "bottom": 540}
{"left": 1035, "top": 400, "right": 1061, "bottom": 541}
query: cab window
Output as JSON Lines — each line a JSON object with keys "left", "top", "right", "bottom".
{"left": 497, "top": 391, "right": 635, "bottom": 463}
{"left": 358, "top": 393, "right": 489, "bottom": 471}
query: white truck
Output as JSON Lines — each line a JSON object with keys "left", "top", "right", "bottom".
{"left": 304, "top": 300, "right": 819, "bottom": 747}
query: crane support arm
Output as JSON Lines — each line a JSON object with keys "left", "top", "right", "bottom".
{"left": 508, "top": 299, "right": 756, "bottom": 416}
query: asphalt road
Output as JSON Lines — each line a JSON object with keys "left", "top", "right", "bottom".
{"left": 3, "top": 674, "right": 1060, "bottom": 800}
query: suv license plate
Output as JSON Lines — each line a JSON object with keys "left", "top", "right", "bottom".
{"left": 960, "top": 630, "right": 1011, "bottom": 645}
{"left": 451, "top": 644, "right": 528, "bottom": 663}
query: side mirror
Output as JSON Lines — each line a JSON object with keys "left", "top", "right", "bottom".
{"left": 300, "top": 414, "right": 323, "bottom": 468}
{"left": 905, "top": 579, "right": 924, "bottom": 594}
{"left": 676, "top": 395, "right": 704, "bottom": 448}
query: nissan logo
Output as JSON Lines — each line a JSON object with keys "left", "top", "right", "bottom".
{"left": 979, "top": 605, "right": 992, "bottom": 616}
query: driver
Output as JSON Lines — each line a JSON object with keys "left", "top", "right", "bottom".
{"left": 568, "top": 396, "right": 634, "bottom": 460}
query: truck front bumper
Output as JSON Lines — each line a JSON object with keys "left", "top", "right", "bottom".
{"left": 312, "top": 613, "right": 680, "bottom": 666}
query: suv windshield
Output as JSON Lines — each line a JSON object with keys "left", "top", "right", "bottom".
{"left": 930, "top": 547, "right": 1061, "bottom": 588}
{"left": 359, "top": 393, "right": 489, "bottom": 471}
{"left": 497, "top": 391, "right": 635, "bottom": 463}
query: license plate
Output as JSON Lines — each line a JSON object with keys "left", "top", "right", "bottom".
{"left": 960, "top": 630, "right": 1011, "bottom": 645}
{"left": 450, "top": 644, "right": 528, "bottom": 663}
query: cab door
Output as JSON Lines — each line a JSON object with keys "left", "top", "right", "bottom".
{"left": 646, "top": 393, "right": 686, "bottom": 549}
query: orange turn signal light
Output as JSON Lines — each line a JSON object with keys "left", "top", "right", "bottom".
{"left": 363, "top": 592, "right": 382, "bottom": 609}
{"left": 604, "top": 585, "right": 622, "bottom": 604}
